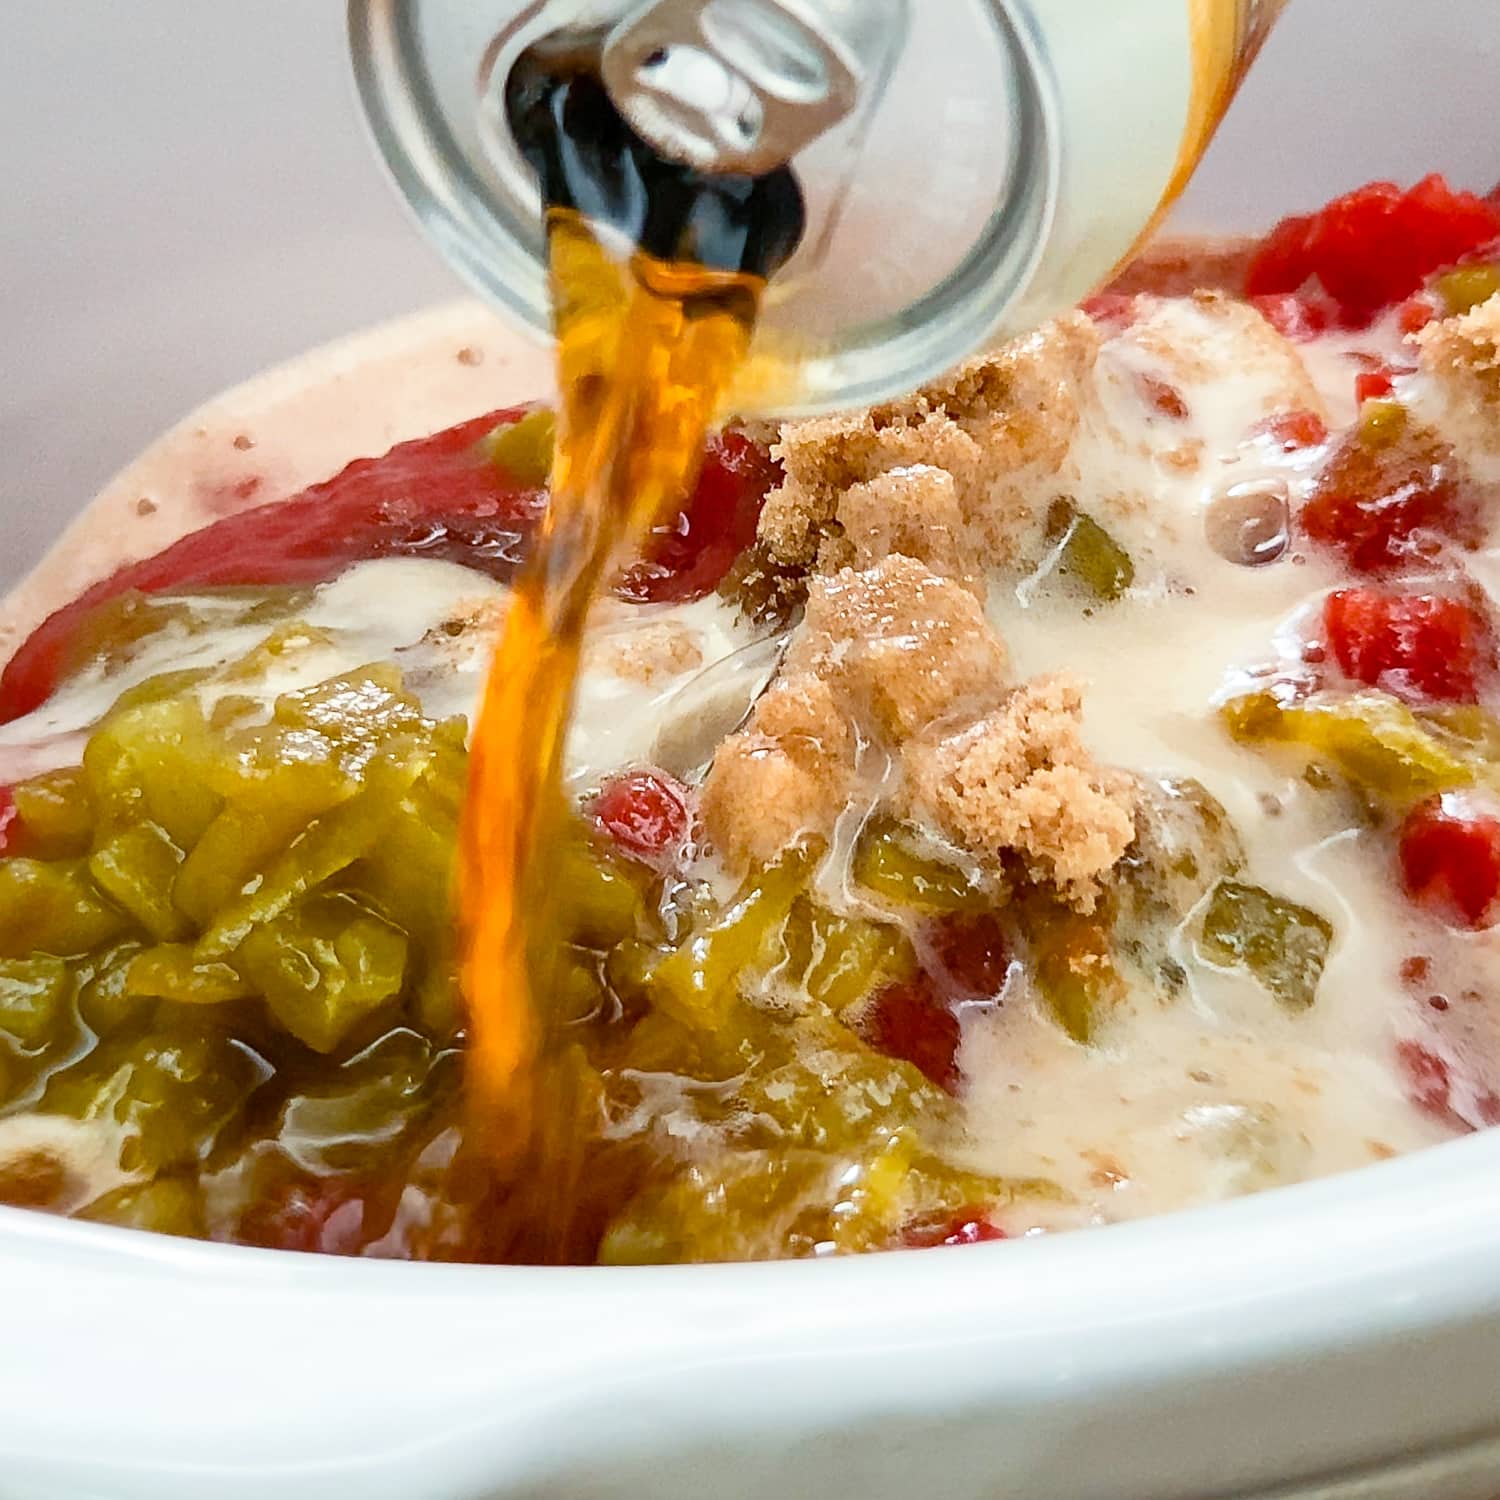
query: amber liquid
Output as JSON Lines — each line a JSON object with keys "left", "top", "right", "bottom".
{"left": 455, "top": 39, "right": 802, "bottom": 1256}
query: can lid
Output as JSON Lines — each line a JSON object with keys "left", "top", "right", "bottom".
{"left": 349, "top": 0, "right": 1059, "bottom": 416}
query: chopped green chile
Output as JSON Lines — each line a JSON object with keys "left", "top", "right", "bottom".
{"left": 263, "top": 1028, "right": 454, "bottom": 1176}
{"left": 1045, "top": 499, "right": 1135, "bottom": 601}
{"left": 853, "top": 820, "right": 989, "bottom": 914}
{"left": 1120, "top": 778, "right": 1244, "bottom": 922}
{"left": 601, "top": 1125, "right": 1057, "bottom": 1265}
{"left": 238, "top": 895, "right": 409, "bottom": 1053}
{"left": 0, "top": 663, "right": 461, "bottom": 1053}
{"left": 1198, "top": 880, "right": 1333, "bottom": 1012}
{"left": 12, "top": 768, "right": 93, "bottom": 858}
{"left": 82, "top": 697, "right": 224, "bottom": 848}
{"left": 88, "top": 822, "right": 189, "bottom": 942}
{"left": 42, "top": 1023, "right": 264, "bottom": 1174}
{"left": 1222, "top": 688, "right": 1493, "bottom": 808}
{"left": 650, "top": 850, "right": 809, "bottom": 1028}
{"left": 483, "top": 408, "right": 556, "bottom": 487}
{"left": 0, "top": 859, "right": 128, "bottom": 959}
{"left": 1436, "top": 263, "right": 1500, "bottom": 316}
{"left": 726, "top": 1007, "right": 956, "bottom": 1150}
{"left": 0, "top": 957, "right": 72, "bottom": 1048}
{"left": 126, "top": 945, "right": 257, "bottom": 1006}
{"left": 57, "top": 593, "right": 196, "bottom": 682}
{"left": 0, "top": 633, "right": 1070, "bottom": 1261}
{"left": 553, "top": 835, "right": 645, "bottom": 950}
{"left": 795, "top": 902, "right": 913, "bottom": 1013}
{"left": 78, "top": 942, "right": 154, "bottom": 1035}
{"left": 78, "top": 1177, "right": 206, "bottom": 1239}
{"left": 194, "top": 784, "right": 399, "bottom": 959}
{"left": 1028, "top": 903, "right": 1124, "bottom": 1044}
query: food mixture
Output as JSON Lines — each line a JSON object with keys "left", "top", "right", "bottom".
{"left": 1, "top": 176, "right": 1499, "bottom": 1260}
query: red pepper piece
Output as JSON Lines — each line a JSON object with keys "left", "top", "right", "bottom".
{"left": 1301, "top": 426, "right": 1480, "bottom": 574}
{"left": 591, "top": 769, "right": 693, "bottom": 868}
{"left": 616, "top": 429, "right": 783, "bottom": 604}
{"left": 1323, "top": 589, "right": 1493, "bottom": 704}
{"left": 1248, "top": 176, "right": 1500, "bottom": 327}
{"left": 1395, "top": 1038, "right": 1500, "bottom": 1132}
{"left": 1252, "top": 291, "right": 1334, "bottom": 342}
{"left": 859, "top": 978, "right": 963, "bottom": 1095}
{"left": 1256, "top": 409, "right": 1329, "bottom": 451}
{"left": 900, "top": 1211, "right": 1007, "bottom": 1249}
{"left": 1398, "top": 1039, "right": 1458, "bottom": 1121}
{"left": 924, "top": 912, "right": 1011, "bottom": 1001}
{"left": 1247, "top": 212, "right": 1318, "bottom": 297}
{"left": 235, "top": 1174, "right": 382, "bottom": 1257}
{"left": 1398, "top": 295, "right": 1441, "bottom": 335}
{"left": 1355, "top": 368, "right": 1396, "bottom": 404}
{"left": 1398, "top": 793, "right": 1500, "bottom": 929}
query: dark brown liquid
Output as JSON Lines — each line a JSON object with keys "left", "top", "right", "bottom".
{"left": 455, "top": 36, "right": 803, "bottom": 1257}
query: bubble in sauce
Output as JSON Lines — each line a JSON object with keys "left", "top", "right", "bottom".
{"left": 1204, "top": 479, "right": 1290, "bottom": 567}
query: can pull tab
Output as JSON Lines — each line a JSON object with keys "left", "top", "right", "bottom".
{"left": 600, "top": 0, "right": 907, "bottom": 175}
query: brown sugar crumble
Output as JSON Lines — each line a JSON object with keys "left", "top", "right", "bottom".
{"left": 903, "top": 674, "right": 1137, "bottom": 910}
{"left": 1416, "top": 291, "right": 1500, "bottom": 460}
{"left": 702, "top": 554, "right": 1135, "bottom": 906}
{"left": 759, "top": 313, "right": 1099, "bottom": 580}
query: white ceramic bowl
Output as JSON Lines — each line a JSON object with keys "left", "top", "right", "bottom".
{"left": 4, "top": 4, "right": 1500, "bottom": 1497}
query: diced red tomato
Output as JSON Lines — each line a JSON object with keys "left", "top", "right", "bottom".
{"left": 1248, "top": 214, "right": 1318, "bottom": 300}
{"left": 1252, "top": 292, "right": 1334, "bottom": 342}
{"left": 1398, "top": 1039, "right": 1458, "bottom": 1121}
{"left": 1398, "top": 294, "right": 1441, "bottom": 335}
{"left": 1396, "top": 1038, "right": 1500, "bottom": 1132}
{"left": 591, "top": 769, "right": 692, "bottom": 867}
{"left": 859, "top": 979, "right": 963, "bottom": 1095}
{"left": 0, "top": 789, "right": 16, "bottom": 858}
{"left": 235, "top": 1174, "right": 381, "bottom": 1256}
{"left": 1399, "top": 955, "right": 1434, "bottom": 989}
{"left": 924, "top": 912, "right": 1011, "bottom": 1000}
{"left": 1256, "top": 409, "right": 1328, "bottom": 451}
{"left": 1247, "top": 176, "right": 1500, "bottom": 327}
{"left": 615, "top": 429, "right": 783, "bottom": 604}
{"left": 1323, "top": 589, "right": 1493, "bottom": 704}
{"left": 900, "top": 1210, "right": 1007, "bottom": 1249}
{"left": 1300, "top": 425, "right": 1480, "bottom": 573}
{"left": 0, "top": 417, "right": 779, "bottom": 724}
{"left": 1399, "top": 793, "right": 1500, "bottom": 929}
{"left": 1355, "top": 368, "right": 1396, "bottom": 404}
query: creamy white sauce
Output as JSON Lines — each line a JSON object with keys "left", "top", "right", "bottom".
{"left": 961, "top": 299, "right": 1463, "bottom": 1228}
{"left": 0, "top": 556, "right": 755, "bottom": 794}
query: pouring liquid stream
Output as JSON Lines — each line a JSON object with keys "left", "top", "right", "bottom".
{"left": 456, "top": 37, "right": 803, "bottom": 1257}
